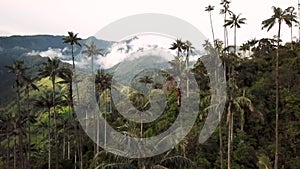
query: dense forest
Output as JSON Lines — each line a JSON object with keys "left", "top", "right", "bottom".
{"left": 1, "top": 1, "right": 300, "bottom": 169}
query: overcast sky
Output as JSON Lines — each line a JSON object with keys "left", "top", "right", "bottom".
{"left": 0, "top": 0, "right": 298, "bottom": 45}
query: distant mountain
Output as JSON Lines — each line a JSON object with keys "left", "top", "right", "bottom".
{"left": 0, "top": 35, "right": 68, "bottom": 51}
{"left": 0, "top": 34, "right": 203, "bottom": 106}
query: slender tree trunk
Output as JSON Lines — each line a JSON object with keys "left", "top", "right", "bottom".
{"left": 234, "top": 26, "right": 237, "bottom": 53}
{"left": 216, "top": 44, "right": 224, "bottom": 169}
{"left": 72, "top": 45, "right": 75, "bottom": 69}
{"left": 227, "top": 119, "right": 231, "bottom": 169}
{"left": 68, "top": 81, "right": 72, "bottom": 160}
{"left": 74, "top": 151, "right": 77, "bottom": 169}
{"left": 224, "top": 13, "right": 228, "bottom": 49}
{"left": 52, "top": 79, "right": 59, "bottom": 169}
{"left": 91, "top": 55, "right": 94, "bottom": 74}
{"left": 186, "top": 51, "right": 189, "bottom": 97}
{"left": 230, "top": 111, "right": 233, "bottom": 143}
{"left": 274, "top": 21, "right": 281, "bottom": 169}
{"left": 209, "top": 12, "right": 215, "bottom": 46}
{"left": 48, "top": 108, "right": 51, "bottom": 169}
{"left": 291, "top": 23, "right": 293, "bottom": 50}
{"left": 227, "top": 116, "right": 231, "bottom": 169}
{"left": 80, "top": 135, "right": 83, "bottom": 169}
{"left": 68, "top": 141, "right": 70, "bottom": 160}
{"left": 6, "top": 126, "right": 10, "bottom": 169}
{"left": 16, "top": 78, "right": 24, "bottom": 169}
{"left": 14, "top": 131, "right": 16, "bottom": 169}
{"left": 26, "top": 89, "right": 31, "bottom": 169}
{"left": 219, "top": 100, "right": 223, "bottom": 169}
{"left": 96, "top": 119, "right": 100, "bottom": 153}
{"left": 227, "top": 102, "right": 232, "bottom": 169}
{"left": 63, "top": 124, "right": 66, "bottom": 159}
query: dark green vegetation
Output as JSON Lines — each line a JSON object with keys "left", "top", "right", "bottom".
{"left": 1, "top": 3, "right": 300, "bottom": 169}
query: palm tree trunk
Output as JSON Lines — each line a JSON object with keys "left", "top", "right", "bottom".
{"left": 63, "top": 124, "right": 66, "bottom": 159}
{"left": 219, "top": 111, "right": 224, "bottom": 169}
{"left": 227, "top": 119, "right": 231, "bottom": 169}
{"left": 230, "top": 112, "right": 233, "bottom": 143}
{"left": 209, "top": 12, "right": 215, "bottom": 46}
{"left": 227, "top": 103, "right": 232, "bottom": 169}
{"left": 186, "top": 51, "right": 189, "bottom": 97}
{"left": 72, "top": 45, "right": 75, "bottom": 69}
{"left": 274, "top": 21, "right": 281, "bottom": 169}
{"left": 68, "top": 141, "right": 70, "bottom": 160}
{"left": 224, "top": 13, "right": 228, "bottom": 49}
{"left": 234, "top": 26, "right": 237, "bottom": 53}
{"left": 26, "top": 89, "right": 31, "bottom": 169}
{"left": 6, "top": 126, "right": 10, "bottom": 169}
{"left": 14, "top": 131, "right": 16, "bottom": 169}
{"left": 80, "top": 134, "right": 83, "bottom": 169}
{"left": 291, "top": 22, "right": 293, "bottom": 50}
{"left": 52, "top": 79, "right": 59, "bottom": 169}
{"left": 48, "top": 108, "right": 51, "bottom": 169}
{"left": 91, "top": 55, "right": 94, "bottom": 74}
{"left": 216, "top": 44, "right": 224, "bottom": 169}
{"left": 16, "top": 78, "right": 25, "bottom": 169}
{"left": 68, "top": 81, "right": 72, "bottom": 160}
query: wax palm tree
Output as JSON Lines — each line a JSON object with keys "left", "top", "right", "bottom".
{"left": 170, "top": 39, "right": 184, "bottom": 58}
{"left": 95, "top": 69, "right": 112, "bottom": 95}
{"left": 38, "top": 57, "right": 61, "bottom": 169}
{"left": 20, "top": 75, "right": 39, "bottom": 169}
{"left": 286, "top": 7, "right": 297, "bottom": 49}
{"left": 226, "top": 78, "right": 255, "bottom": 169}
{"left": 62, "top": 32, "right": 82, "bottom": 69}
{"left": 82, "top": 40, "right": 103, "bottom": 74}
{"left": 239, "top": 43, "right": 250, "bottom": 57}
{"left": 5, "top": 60, "right": 28, "bottom": 169}
{"left": 220, "top": 0, "right": 232, "bottom": 49}
{"left": 182, "top": 40, "right": 194, "bottom": 97}
{"left": 94, "top": 69, "right": 112, "bottom": 166}
{"left": 245, "top": 38, "right": 258, "bottom": 55}
{"left": 205, "top": 5, "right": 216, "bottom": 45}
{"left": 262, "top": 6, "right": 298, "bottom": 169}
{"left": 224, "top": 13, "right": 247, "bottom": 53}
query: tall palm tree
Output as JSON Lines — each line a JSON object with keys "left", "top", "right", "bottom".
{"left": 205, "top": 5, "right": 216, "bottom": 46}
{"left": 170, "top": 39, "right": 184, "bottom": 58}
{"left": 182, "top": 40, "right": 194, "bottom": 97}
{"left": 20, "top": 75, "right": 39, "bottom": 169}
{"left": 62, "top": 32, "right": 82, "bottom": 69}
{"left": 239, "top": 43, "right": 250, "bottom": 57}
{"left": 220, "top": 0, "right": 232, "bottom": 49}
{"left": 224, "top": 13, "right": 247, "bottom": 53}
{"left": 38, "top": 57, "right": 61, "bottom": 169}
{"left": 286, "top": 7, "right": 297, "bottom": 49}
{"left": 5, "top": 60, "right": 28, "bottom": 169}
{"left": 63, "top": 32, "right": 82, "bottom": 105}
{"left": 261, "top": 6, "right": 298, "bottom": 169}
{"left": 94, "top": 69, "right": 112, "bottom": 166}
{"left": 225, "top": 70, "right": 262, "bottom": 169}
{"left": 82, "top": 40, "right": 103, "bottom": 74}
